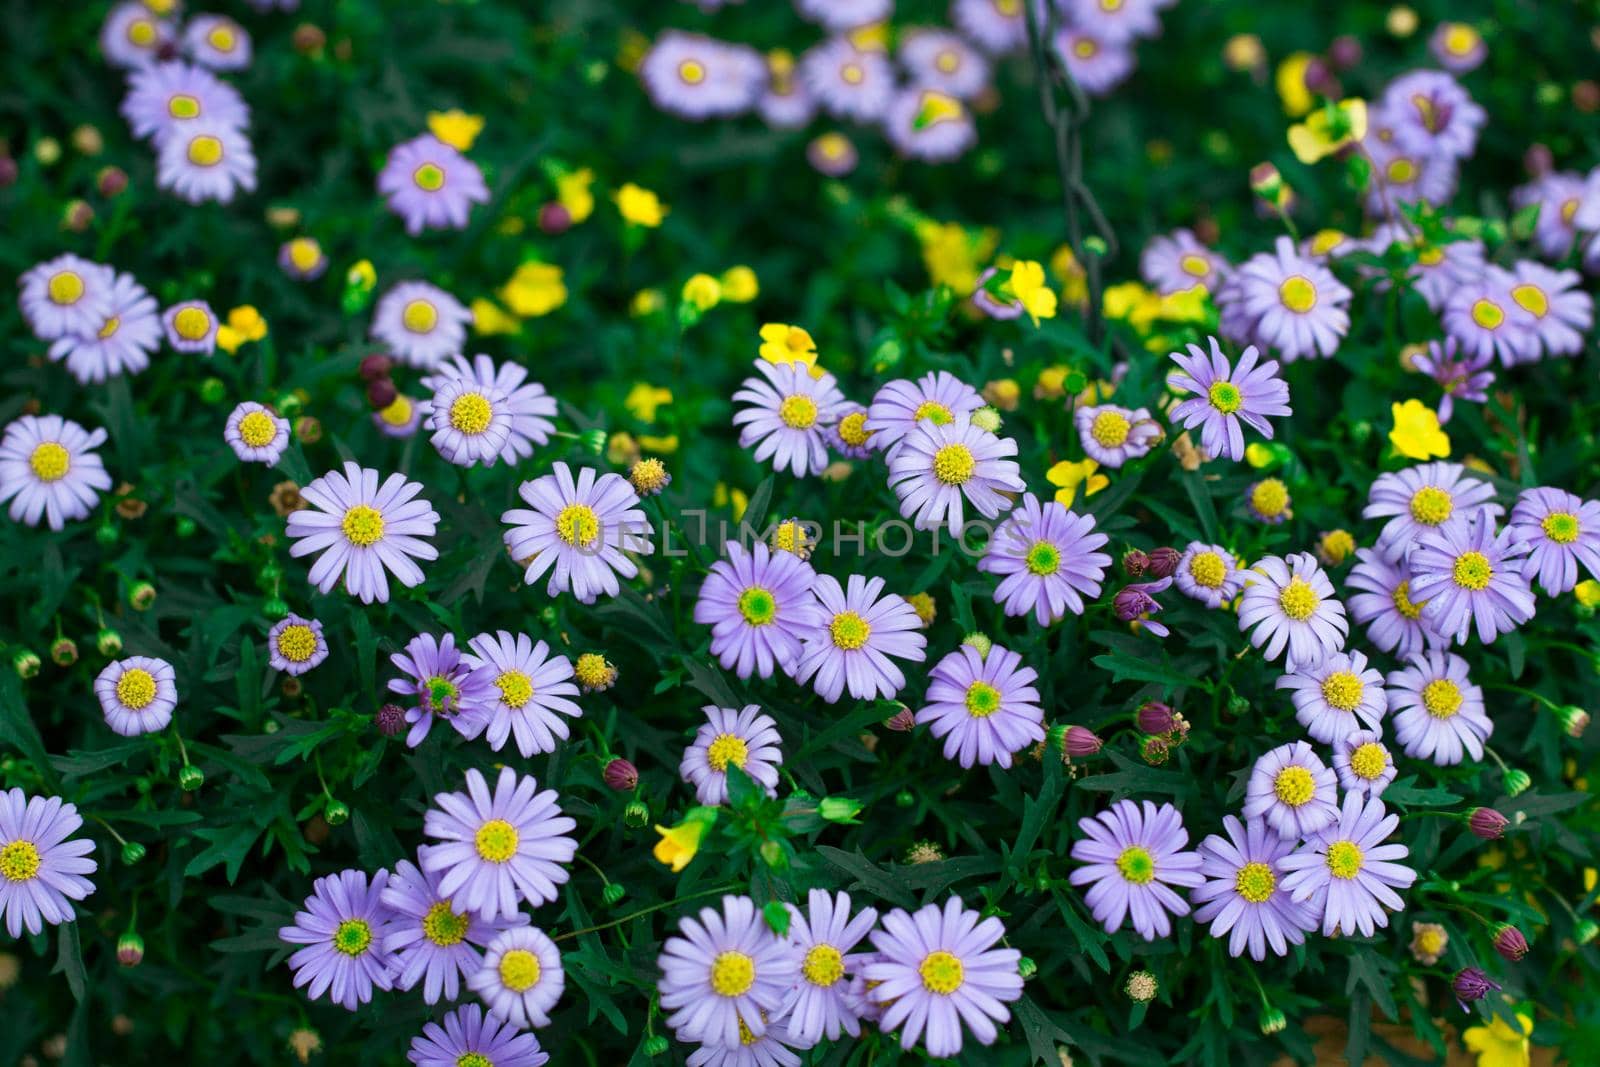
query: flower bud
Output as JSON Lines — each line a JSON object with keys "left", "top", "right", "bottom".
{"left": 1493, "top": 925, "right": 1529, "bottom": 962}
{"left": 49, "top": 638, "right": 78, "bottom": 667}
{"left": 623, "top": 800, "right": 649, "bottom": 828}
{"left": 366, "top": 376, "right": 397, "bottom": 410}
{"left": 1121, "top": 548, "right": 1150, "bottom": 577}
{"left": 895, "top": 789, "right": 915, "bottom": 808}
{"left": 120, "top": 841, "right": 146, "bottom": 866}
{"left": 117, "top": 933, "right": 144, "bottom": 967}
{"left": 13, "top": 649, "right": 41, "bottom": 679}
{"left": 130, "top": 581, "right": 157, "bottom": 611}
{"left": 1327, "top": 35, "right": 1362, "bottom": 69}
{"left": 175, "top": 516, "right": 197, "bottom": 539}
{"left": 1258, "top": 1006, "right": 1286, "bottom": 1034}
{"left": 538, "top": 202, "right": 572, "bottom": 234}
{"left": 374, "top": 704, "right": 405, "bottom": 738}
{"left": 178, "top": 765, "right": 205, "bottom": 792}
{"left": 1524, "top": 143, "right": 1555, "bottom": 178}
{"left": 644, "top": 1036, "right": 670, "bottom": 1057}
{"left": 1468, "top": 807, "right": 1508, "bottom": 840}
{"left": 1503, "top": 768, "right": 1532, "bottom": 797}
{"left": 263, "top": 597, "right": 289, "bottom": 620}
{"left": 602, "top": 882, "right": 626, "bottom": 906}
{"left": 358, "top": 353, "right": 394, "bottom": 381}
{"left": 1136, "top": 701, "right": 1175, "bottom": 735}
{"left": 1017, "top": 956, "right": 1038, "bottom": 980}
{"left": 1558, "top": 705, "right": 1589, "bottom": 738}
{"left": 324, "top": 799, "right": 350, "bottom": 826}
{"left": 1145, "top": 547, "right": 1180, "bottom": 579}
{"left": 0, "top": 157, "right": 16, "bottom": 187}
{"left": 883, "top": 705, "right": 916, "bottom": 732}
{"left": 579, "top": 428, "right": 608, "bottom": 455}
{"left": 62, "top": 199, "right": 94, "bottom": 232}
{"left": 819, "top": 797, "right": 863, "bottom": 823}
{"left": 970, "top": 407, "right": 1002, "bottom": 433}
{"left": 603, "top": 757, "right": 639, "bottom": 792}
{"left": 961, "top": 632, "right": 992, "bottom": 658}
{"left": 1124, "top": 970, "right": 1157, "bottom": 1003}
{"left": 1575, "top": 919, "right": 1598, "bottom": 946}
{"left": 1057, "top": 724, "right": 1102, "bottom": 757}
{"left": 759, "top": 839, "right": 785, "bottom": 868}
{"left": 1141, "top": 735, "right": 1170, "bottom": 765}
{"left": 1451, "top": 967, "right": 1500, "bottom": 1010}
{"left": 294, "top": 416, "right": 322, "bottom": 445}
{"left": 97, "top": 166, "right": 128, "bottom": 198}
{"left": 292, "top": 23, "right": 326, "bottom": 55}
{"left": 96, "top": 628, "right": 123, "bottom": 656}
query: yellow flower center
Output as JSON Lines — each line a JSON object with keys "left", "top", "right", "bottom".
{"left": 341, "top": 504, "right": 385, "bottom": 547}
{"left": 287, "top": 238, "right": 321, "bottom": 273}
{"left": 1320, "top": 671, "right": 1364, "bottom": 712}
{"left": 1025, "top": 540, "right": 1060, "bottom": 576}
{"left": 380, "top": 395, "right": 414, "bottom": 426}
{"left": 1417, "top": 927, "right": 1446, "bottom": 956}
{"left": 414, "top": 162, "right": 446, "bottom": 191}
{"left": 1391, "top": 579, "right": 1424, "bottom": 620}
{"left": 1090, "top": 409, "right": 1132, "bottom": 448}
{"left": 333, "top": 918, "right": 372, "bottom": 957}
{"left": 1311, "top": 229, "right": 1346, "bottom": 255}
{"left": 1511, "top": 283, "right": 1549, "bottom": 319}
{"left": 474, "top": 819, "right": 520, "bottom": 863}
{"left": 841, "top": 62, "right": 864, "bottom": 86}
{"left": 1349, "top": 742, "right": 1388, "bottom": 780}
{"left": 829, "top": 611, "right": 871, "bottom": 650}
{"left": 494, "top": 670, "right": 533, "bottom": 709}
{"left": 1208, "top": 381, "right": 1242, "bottom": 414}
{"left": 1386, "top": 157, "right": 1418, "bottom": 184}
{"left": 965, "top": 681, "right": 1002, "bottom": 718}
{"left": 1278, "top": 576, "right": 1319, "bottom": 621}
{"left": 238, "top": 410, "right": 278, "bottom": 448}
{"left": 1444, "top": 24, "right": 1478, "bottom": 55}
{"left": 1278, "top": 275, "right": 1317, "bottom": 314}
{"left": 402, "top": 299, "right": 438, "bottom": 333}
{"left": 276, "top": 624, "right": 318, "bottom": 663}
{"left": 710, "top": 951, "right": 755, "bottom": 997}
{"left": 932, "top": 443, "right": 976, "bottom": 485}
{"left": 448, "top": 392, "right": 494, "bottom": 435}
{"left": 1422, "top": 678, "right": 1463, "bottom": 719}
{"left": 1416, "top": 245, "right": 1444, "bottom": 266}
{"left": 98, "top": 316, "right": 121, "bottom": 339}
{"left": 1452, "top": 550, "right": 1493, "bottom": 591}
{"left": 1325, "top": 840, "right": 1364, "bottom": 880}
{"left": 1180, "top": 253, "right": 1211, "bottom": 277}
{"left": 995, "top": 0, "right": 1020, "bottom": 13}
{"left": 458, "top": 1055, "right": 491, "bottom": 1067}
{"left": 678, "top": 59, "right": 706, "bottom": 85}
{"left": 935, "top": 49, "right": 960, "bottom": 73}
{"left": 1409, "top": 486, "right": 1454, "bottom": 526}
{"left": 737, "top": 587, "right": 776, "bottom": 626}
{"left": 837, "top": 412, "right": 873, "bottom": 447}
{"left": 1234, "top": 861, "right": 1276, "bottom": 903}
{"left": 918, "top": 950, "right": 965, "bottom": 995}
{"left": 802, "top": 943, "right": 845, "bottom": 987}
{"left": 115, "top": 667, "right": 158, "bottom": 710}
{"left": 421, "top": 901, "right": 470, "bottom": 947}
{"left": 1470, "top": 298, "right": 1504, "bottom": 330}
{"left": 706, "top": 733, "right": 749, "bottom": 772}
{"left": 47, "top": 270, "right": 84, "bottom": 305}
{"left": 0, "top": 840, "right": 41, "bottom": 882}
{"left": 912, "top": 400, "right": 953, "bottom": 425}
{"left": 1562, "top": 198, "right": 1581, "bottom": 223}
{"left": 1072, "top": 37, "right": 1099, "bottom": 58}
{"left": 1543, "top": 511, "right": 1580, "bottom": 544}
{"left": 573, "top": 654, "right": 613, "bottom": 689}
{"left": 1273, "top": 765, "right": 1316, "bottom": 807}
{"left": 127, "top": 18, "right": 156, "bottom": 46}
{"left": 187, "top": 134, "right": 224, "bottom": 167}
{"left": 498, "top": 948, "right": 542, "bottom": 992}
{"left": 779, "top": 394, "right": 818, "bottom": 430}
{"left": 168, "top": 94, "right": 201, "bottom": 120}
{"left": 207, "top": 25, "right": 237, "bottom": 51}
{"left": 555, "top": 503, "right": 600, "bottom": 548}
{"left": 1251, "top": 478, "right": 1289, "bottom": 518}
{"left": 1116, "top": 845, "right": 1155, "bottom": 884}
{"left": 28, "top": 442, "right": 70, "bottom": 483}
{"left": 1188, "top": 551, "right": 1226, "bottom": 589}
{"left": 174, "top": 306, "right": 211, "bottom": 340}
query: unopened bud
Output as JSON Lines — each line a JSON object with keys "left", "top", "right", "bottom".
{"left": 324, "top": 799, "right": 350, "bottom": 826}
{"left": 1017, "top": 956, "right": 1038, "bottom": 980}
{"left": 1121, "top": 549, "right": 1150, "bottom": 577}
{"left": 1136, "top": 701, "right": 1175, "bottom": 735}
{"left": 883, "top": 706, "right": 916, "bottom": 732}
{"left": 602, "top": 882, "right": 626, "bottom": 906}
{"left": 1058, "top": 725, "right": 1102, "bottom": 757}
{"left": 1468, "top": 807, "right": 1508, "bottom": 840}
{"left": 961, "top": 632, "right": 992, "bottom": 658}
{"left": 1146, "top": 547, "right": 1180, "bottom": 579}
{"left": 366, "top": 377, "right": 397, "bottom": 410}
{"left": 580, "top": 428, "right": 607, "bottom": 455}
{"left": 1493, "top": 924, "right": 1528, "bottom": 962}
{"left": 644, "top": 1036, "right": 670, "bottom": 1057}
{"left": 117, "top": 933, "right": 144, "bottom": 967}
{"left": 120, "top": 841, "right": 146, "bottom": 865}
{"left": 1503, "top": 768, "right": 1532, "bottom": 797}
{"left": 97, "top": 166, "right": 128, "bottom": 198}
{"left": 49, "top": 638, "right": 78, "bottom": 667}
{"left": 602, "top": 758, "right": 639, "bottom": 791}
{"left": 358, "top": 353, "right": 394, "bottom": 381}
{"left": 1259, "top": 1006, "right": 1286, "bottom": 1035}
{"left": 538, "top": 202, "right": 572, "bottom": 234}
{"left": 623, "top": 800, "right": 649, "bottom": 828}
{"left": 1558, "top": 706, "right": 1589, "bottom": 738}
{"left": 375, "top": 703, "right": 406, "bottom": 737}
{"left": 819, "top": 797, "right": 863, "bottom": 824}
{"left": 178, "top": 765, "right": 204, "bottom": 792}
{"left": 96, "top": 628, "right": 123, "bottom": 656}
{"left": 129, "top": 582, "right": 157, "bottom": 611}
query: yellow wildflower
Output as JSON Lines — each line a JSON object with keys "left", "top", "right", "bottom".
{"left": 983, "top": 379, "right": 1021, "bottom": 412}
{"left": 499, "top": 262, "right": 567, "bottom": 317}
{"left": 1223, "top": 34, "right": 1266, "bottom": 73}
{"left": 1155, "top": 286, "right": 1210, "bottom": 323}
{"left": 630, "top": 289, "right": 665, "bottom": 317}
{"left": 625, "top": 383, "right": 673, "bottom": 423}
{"left": 638, "top": 433, "right": 678, "bottom": 455}
{"left": 1461, "top": 1013, "right": 1532, "bottom": 1067}
{"left": 426, "top": 109, "right": 484, "bottom": 152}
{"left": 1276, "top": 52, "right": 1316, "bottom": 117}
{"left": 1050, "top": 244, "right": 1089, "bottom": 305}
{"left": 1574, "top": 580, "right": 1600, "bottom": 607}
{"left": 713, "top": 482, "right": 748, "bottom": 522}
{"left": 1245, "top": 442, "right": 1277, "bottom": 469}
{"left": 470, "top": 298, "right": 520, "bottom": 336}
{"left": 216, "top": 305, "right": 267, "bottom": 354}
{"left": 653, "top": 809, "right": 716, "bottom": 872}
{"left": 1034, "top": 365, "right": 1070, "bottom": 400}
{"left": 759, "top": 323, "right": 816, "bottom": 365}
{"left": 1046, "top": 459, "right": 1109, "bottom": 508}
{"left": 1007, "top": 261, "right": 1058, "bottom": 325}
{"left": 720, "top": 266, "right": 759, "bottom": 303}
{"left": 345, "top": 259, "right": 376, "bottom": 295}
{"left": 681, "top": 273, "right": 722, "bottom": 312}
{"left": 1288, "top": 99, "right": 1368, "bottom": 164}
{"left": 614, "top": 183, "right": 667, "bottom": 227}
{"left": 916, "top": 220, "right": 998, "bottom": 296}
{"left": 556, "top": 168, "right": 596, "bottom": 223}
{"left": 1389, "top": 400, "right": 1450, "bottom": 460}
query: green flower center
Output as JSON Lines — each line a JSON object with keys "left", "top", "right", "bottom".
{"left": 1325, "top": 840, "right": 1364, "bottom": 880}
{"left": 1116, "top": 845, "right": 1156, "bottom": 884}
{"left": 965, "top": 681, "right": 1002, "bottom": 718}
{"left": 1208, "top": 381, "right": 1242, "bottom": 414}
{"left": 913, "top": 400, "right": 953, "bottom": 425}
{"left": 1543, "top": 511, "right": 1580, "bottom": 544}
{"left": 414, "top": 162, "right": 446, "bottom": 191}
{"left": 332, "top": 919, "right": 372, "bottom": 957}
{"left": 1025, "top": 540, "right": 1060, "bottom": 576}
{"left": 738, "top": 587, "right": 776, "bottom": 626}
{"left": 422, "top": 901, "right": 470, "bottom": 947}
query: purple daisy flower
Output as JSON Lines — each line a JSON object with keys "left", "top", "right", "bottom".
{"left": 1387, "top": 649, "right": 1491, "bottom": 764}
{"left": 1166, "top": 337, "right": 1291, "bottom": 462}
{"left": 658, "top": 894, "right": 800, "bottom": 1049}
{"left": 1245, "top": 477, "right": 1294, "bottom": 524}
{"left": 1070, "top": 800, "right": 1204, "bottom": 940}
{"left": 732, "top": 360, "right": 845, "bottom": 478}
{"left": 1332, "top": 730, "right": 1398, "bottom": 798}
{"left": 1192, "top": 815, "right": 1318, "bottom": 960}
{"left": 469, "top": 925, "right": 565, "bottom": 1030}
{"left": 0, "top": 789, "right": 97, "bottom": 938}
{"left": 1363, "top": 135, "right": 1458, "bottom": 218}
{"left": 686, "top": 1023, "right": 802, "bottom": 1067}
{"left": 100, "top": 3, "right": 173, "bottom": 69}
{"left": 1243, "top": 740, "right": 1340, "bottom": 840}
{"left": 785, "top": 889, "right": 878, "bottom": 1047}
{"left": 286, "top": 463, "right": 440, "bottom": 604}
{"left": 640, "top": 31, "right": 763, "bottom": 120}
{"left": 916, "top": 643, "right": 1044, "bottom": 768}
{"left": 807, "top": 131, "right": 859, "bottom": 176}
{"left": 1142, "top": 230, "right": 1229, "bottom": 294}
{"left": 1238, "top": 553, "right": 1349, "bottom": 671}
{"left": 900, "top": 29, "right": 991, "bottom": 99}
{"left": 1512, "top": 170, "right": 1600, "bottom": 260}
{"left": 408, "top": 1004, "right": 548, "bottom": 1067}
{"left": 693, "top": 541, "right": 821, "bottom": 680}
{"left": 381, "top": 855, "right": 523, "bottom": 1005}
{"left": 1075, "top": 404, "right": 1162, "bottom": 469}
{"left": 94, "top": 656, "right": 178, "bottom": 736}
{"left": 1344, "top": 548, "right": 1442, "bottom": 661}
{"left": 1442, "top": 269, "right": 1540, "bottom": 367}
{"left": 758, "top": 51, "right": 817, "bottom": 129}
{"left": 1406, "top": 237, "right": 1486, "bottom": 313}
{"left": 1411, "top": 337, "right": 1493, "bottom": 423}
{"left": 1061, "top": 0, "right": 1164, "bottom": 43}
{"left": 1509, "top": 486, "right": 1600, "bottom": 596}
{"left": 1363, "top": 462, "right": 1502, "bottom": 555}
{"left": 183, "top": 15, "right": 252, "bottom": 71}
{"left": 47, "top": 271, "right": 161, "bottom": 384}
{"left": 278, "top": 237, "right": 327, "bottom": 281}
{"left": 424, "top": 372, "right": 513, "bottom": 468}
{"left": 826, "top": 402, "right": 876, "bottom": 459}
{"left": 157, "top": 121, "right": 257, "bottom": 204}
{"left": 1506, "top": 260, "right": 1593, "bottom": 360}
{"left": 887, "top": 417, "right": 1024, "bottom": 534}
{"left": 792, "top": 574, "right": 928, "bottom": 703}
{"left": 267, "top": 614, "right": 329, "bottom": 676}
{"left": 424, "top": 354, "right": 557, "bottom": 464}
{"left": 978, "top": 493, "right": 1110, "bottom": 624}
{"left": 162, "top": 299, "right": 219, "bottom": 355}
{"left": 464, "top": 631, "right": 582, "bottom": 758}
{"left": 884, "top": 88, "right": 977, "bottom": 164}
{"left": 1407, "top": 515, "right": 1534, "bottom": 645}
{"left": 795, "top": 0, "right": 891, "bottom": 31}
{"left": 279, "top": 868, "right": 398, "bottom": 1011}
{"left": 378, "top": 133, "right": 490, "bottom": 236}
{"left": 1218, "top": 236, "right": 1352, "bottom": 361}
{"left": 502, "top": 463, "right": 653, "bottom": 604}
{"left": 1429, "top": 21, "right": 1486, "bottom": 73}
{"left": 1275, "top": 649, "right": 1387, "bottom": 745}
{"left": 1173, "top": 541, "right": 1243, "bottom": 609}
{"left": 1280, "top": 792, "right": 1416, "bottom": 937}
{"left": 799, "top": 38, "right": 895, "bottom": 123}
{"left": 224, "top": 401, "right": 290, "bottom": 465}
{"left": 389, "top": 633, "right": 494, "bottom": 749}
{"left": 121, "top": 60, "right": 249, "bottom": 145}
{"left": 420, "top": 767, "right": 578, "bottom": 921}
{"left": 862, "top": 896, "right": 1023, "bottom": 1059}
{"left": 1380, "top": 70, "right": 1486, "bottom": 161}
{"left": 952, "top": 0, "right": 1032, "bottom": 55}
{"left": 370, "top": 281, "right": 473, "bottom": 371}
{"left": 1055, "top": 29, "right": 1135, "bottom": 96}
{"left": 866, "top": 371, "right": 985, "bottom": 459}
{"left": 18, "top": 254, "right": 115, "bottom": 341}
{"left": 374, "top": 395, "right": 424, "bottom": 437}
{"left": 680, "top": 704, "right": 783, "bottom": 806}
{"left": 0, "top": 414, "right": 113, "bottom": 531}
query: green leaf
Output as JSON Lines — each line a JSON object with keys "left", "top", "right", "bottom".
{"left": 1346, "top": 949, "right": 1398, "bottom": 1021}
{"left": 815, "top": 847, "right": 916, "bottom": 909}
{"left": 52, "top": 921, "right": 87, "bottom": 1002}
{"left": 0, "top": 672, "right": 59, "bottom": 793}
{"left": 1091, "top": 650, "right": 1209, "bottom": 693}
{"left": 762, "top": 900, "right": 790, "bottom": 936}
{"left": 184, "top": 823, "right": 264, "bottom": 883}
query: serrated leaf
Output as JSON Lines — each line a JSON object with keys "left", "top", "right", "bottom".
{"left": 52, "top": 921, "right": 86, "bottom": 1001}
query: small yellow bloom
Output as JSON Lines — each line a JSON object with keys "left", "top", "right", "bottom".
{"left": 916, "top": 220, "right": 998, "bottom": 296}
{"left": 1046, "top": 459, "right": 1109, "bottom": 508}
{"left": 681, "top": 273, "right": 722, "bottom": 312}
{"left": 630, "top": 289, "right": 665, "bottom": 317}
{"left": 426, "top": 109, "right": 484, "bottom": 152}
{"left": 345, "top": 259, "right": 376, "bottom": 294}
{"left": 1387, "top": 5, "right": 1420, "bottom": 37}
{"left": 1389, "top": 399, "right": 1451, "bottom": 460}
{"left": 847, "top": 22, "right": 888, "bottom": 52}
{"left": 1317, "top": 529, "right": 1356, "bottom": 566}
{"left": 556, "top": 168, "right": 595, "bottom": 223}
{"left": 653, "top": 810, "right": 717, "bottom": 872}
{"left": 720, "top": 265, "right": 759, "bottom": 303}
{"left": 982, "top": 379, "right": 1021, "bottom": 412}
{"left": 216, "top": 305, "right": 267, "bottom": 353}
{"left": 625, "top": 383, "right": 673, "bottom": 423}
{"left": 713, "top": 482, "right": 747, "bottom": 522}
{"left": 499, "top": 262, "right": 567, "bottom": 317}
{"left": 1049, "top": 244, "right": 1089, "bottom": 305}
{"left": 759, "top": 323, "right": 816, "bottom": 365}
{"left": 1575, "top": 579, "right": 1600, "bottom": 608}
{"left": 1244, "top": 442, "right": 1277, "bottom": 469}
{"left": 1223, "top": 34, "right": 1266, "bottom": 72}
{"left": 1155, "top": 286, "right": 1210, "bottom": 323}
{"left": 470, "top": 298, "right": 521, "bottom": 336}
{"left": 614, "top": 183, "right": 667, "bottom": 227}
{"left": 1288, "top": 99, "right": 1369, "bottom": 164}
{"left": 1461, "top": 1013, "right": 1532, "bottom": 1067}
{"left": 1034, "top": 365, "right": 1069, "bottom": 400}
{"left": 638, "top": 433, "right": 679, "bottom": 455}
{"left": 1276, "top": 52, "right": 1316, "bottom": 118}
{"left": 1007, "top": 261, "right": 1058, "bottom": 325}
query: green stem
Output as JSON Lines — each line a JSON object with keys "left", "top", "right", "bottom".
{"left": 554, "top": 885, "right": 740, "bottom": 943}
